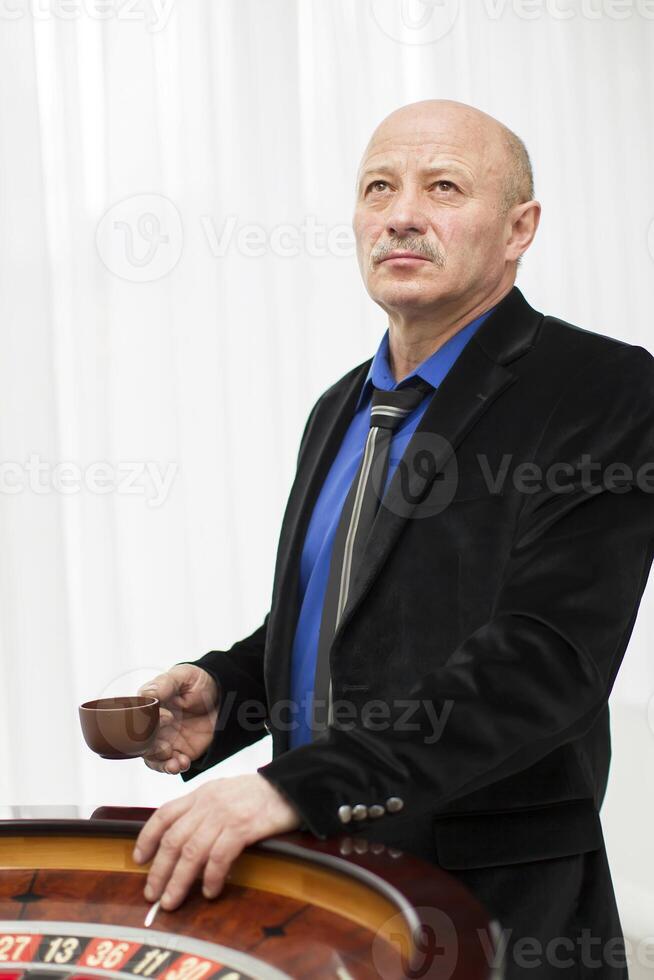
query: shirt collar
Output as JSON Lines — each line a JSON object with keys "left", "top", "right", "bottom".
{"left": 354, "top": 306, "right": 496, "bottom": 414}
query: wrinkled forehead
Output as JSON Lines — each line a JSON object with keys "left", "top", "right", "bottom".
{"left": 357, "top": 116, "right": 507, "bottom": 194}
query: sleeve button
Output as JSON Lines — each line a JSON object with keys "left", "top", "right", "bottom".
{"left": 385, "top": 796, "right": 404, "bottom": 813}
{"left": 368, "top": 804, "right": 385, "bottom": 819}
{"left": 351, "top": 804, "right": 368, "bottom": 821}
{"left": 337, "top": 805, "right": 353, "bottom": 824}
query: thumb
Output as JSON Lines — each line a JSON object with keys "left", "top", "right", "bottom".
{"left": 138, "top": 671, "right": 180, "bottom": 705}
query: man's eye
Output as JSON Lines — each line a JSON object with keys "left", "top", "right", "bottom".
{"left": 365, "top": 179, "right": 458, "bottom": 195}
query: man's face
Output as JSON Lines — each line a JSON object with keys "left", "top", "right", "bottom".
{"left": 353, "top": 106, "right": 515, "bottom": 317}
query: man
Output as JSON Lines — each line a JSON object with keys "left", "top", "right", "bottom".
{"left": 132, "top": 100, "right": 654, "bottom": 978}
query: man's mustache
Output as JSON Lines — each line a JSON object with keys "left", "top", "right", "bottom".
{"left": 371, "top": 239, "right": 446, "bottom": 268}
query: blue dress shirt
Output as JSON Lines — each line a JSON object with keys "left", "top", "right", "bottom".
{"left": 288, "top": 308, "right": 495, "bottom": 747}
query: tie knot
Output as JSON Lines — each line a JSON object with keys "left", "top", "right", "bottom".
{"left": 369, "top": 377, "right": 433, "bottom": 431}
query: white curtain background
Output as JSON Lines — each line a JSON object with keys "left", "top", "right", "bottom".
{"left": 1, "top": 0, "right": 653, "bottom": 958}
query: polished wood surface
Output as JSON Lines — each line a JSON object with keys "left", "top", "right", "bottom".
{"left": 0, "top": 807, "right": 500, "bottom": 979}
{"left": 0, "top": 835, "right": 405, "bottom": 939}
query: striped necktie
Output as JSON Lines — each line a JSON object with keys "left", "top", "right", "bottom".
{"left": 310, "top": 376, "right": 434, "bottom": 738}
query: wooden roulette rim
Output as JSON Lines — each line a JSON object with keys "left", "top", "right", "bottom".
{"left": 0, "top": 806, "right": 502, "bottom": 979}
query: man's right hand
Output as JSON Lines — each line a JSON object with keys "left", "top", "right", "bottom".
{"left": 137, "top": 665, "right": 220, "bottom": 775}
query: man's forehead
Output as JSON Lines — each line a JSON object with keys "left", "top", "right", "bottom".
{"left": 367, "top": 123, "right": 479, "bottom": 149}
{"left": 359, "top": 104, "right": 506, "bottom": 169}
{"left": 362, "top": 136, "right": 477, "bottom": 165}
{"left": 358, "top": 132, "right": 499, "bottom": 180}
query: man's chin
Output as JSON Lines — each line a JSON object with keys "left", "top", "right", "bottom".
{"left": 368, "top": 283, "right": 448, "bottom": 315}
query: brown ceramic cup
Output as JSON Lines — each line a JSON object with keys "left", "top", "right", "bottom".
{"left": 79, "top": 696, "right": 159, "bottom": 759}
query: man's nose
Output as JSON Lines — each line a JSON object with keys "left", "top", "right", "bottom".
{"left": 384, "top": 186, "right": 429, "bottom": 239}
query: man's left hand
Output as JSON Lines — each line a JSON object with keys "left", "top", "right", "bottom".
{"left": 132, "top": 774, "right": 301, "bottom": 910}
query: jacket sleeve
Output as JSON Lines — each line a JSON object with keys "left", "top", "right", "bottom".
{"left": 179, "top": 396, "right": 324, "bottom": 781}
{"left": 257, "top": 343, "right": 654, "bottom": 837}
{"left": 178, "top": 615, "right": 270, "bottom": 780}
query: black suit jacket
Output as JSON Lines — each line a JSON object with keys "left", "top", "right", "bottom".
{"left": 181, "top": 286, "right": 654, "bottom": 872}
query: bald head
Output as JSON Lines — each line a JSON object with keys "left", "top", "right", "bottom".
{"left": 357, "top": 100, "right": 534, "bottom": 215}
{"left": 352, "top": 99, "right": 542, "bottom": 330}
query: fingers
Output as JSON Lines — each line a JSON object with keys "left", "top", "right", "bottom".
{"left": 163, "top": 752, "right": 191, "bottom": 774}
{"left": 139, "top": 666, "right": 217, "bottom": 716}
{"left": 148, "top": 712, "right": 181, "bottom": 748}
{"left": 146, "top": 732, "right": 173, "bottom": 762}
{"left": 143, "top": 757, "right": 169, "bottom": 774}
{"left": 132, "top": 794, "right": 192, "bottom": 865}
{"left": 143, "top": 753, "right": 189, "bottom": 775}
{"left": 144, "top": 753, "right": 190, "bottom": 775}
{"left": 141, "top": 711, "right": 184, "bottom": 771}
{"left": 158, "top": 707, "right": 175, "bottom": 726}
{"left": 156, "top": 824, "right": 235, "bottom": 910}
{"left": 132, "top": 778, "right": 289, "bottom": 915}
{"left": 141, "top": 810, "right": 207, "bottom": 908}
{"left": 145, "top": 724, "right": 183, "bottom": 760}
{"left": 138, "top": 672, "right": 179, "bottom": 705}
{"left": 143, "top": 719, "right": 191, "bottom": 767}
{"left": 202, "top": 831, "right": 242, "bottom": 899}
{"left": 131, "top": 787, "right": 240, "bottom": 910}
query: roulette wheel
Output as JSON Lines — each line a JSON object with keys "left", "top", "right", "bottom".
{"left": 0, "top": 807, "right": 502, "bottom": 979}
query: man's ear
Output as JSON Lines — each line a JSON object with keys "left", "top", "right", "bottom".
{"left": 506, "top": 200, "right": 541, "bottom": 263}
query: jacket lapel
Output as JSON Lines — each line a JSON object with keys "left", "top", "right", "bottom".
{"left": 329, "top": 286, "right": 544, "bottom": 649}
{"left": 271, "top": 362, "right": 369, "bottom": 610}
{"left": 264, "top": 360, "right": 371, "bottom": 702}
